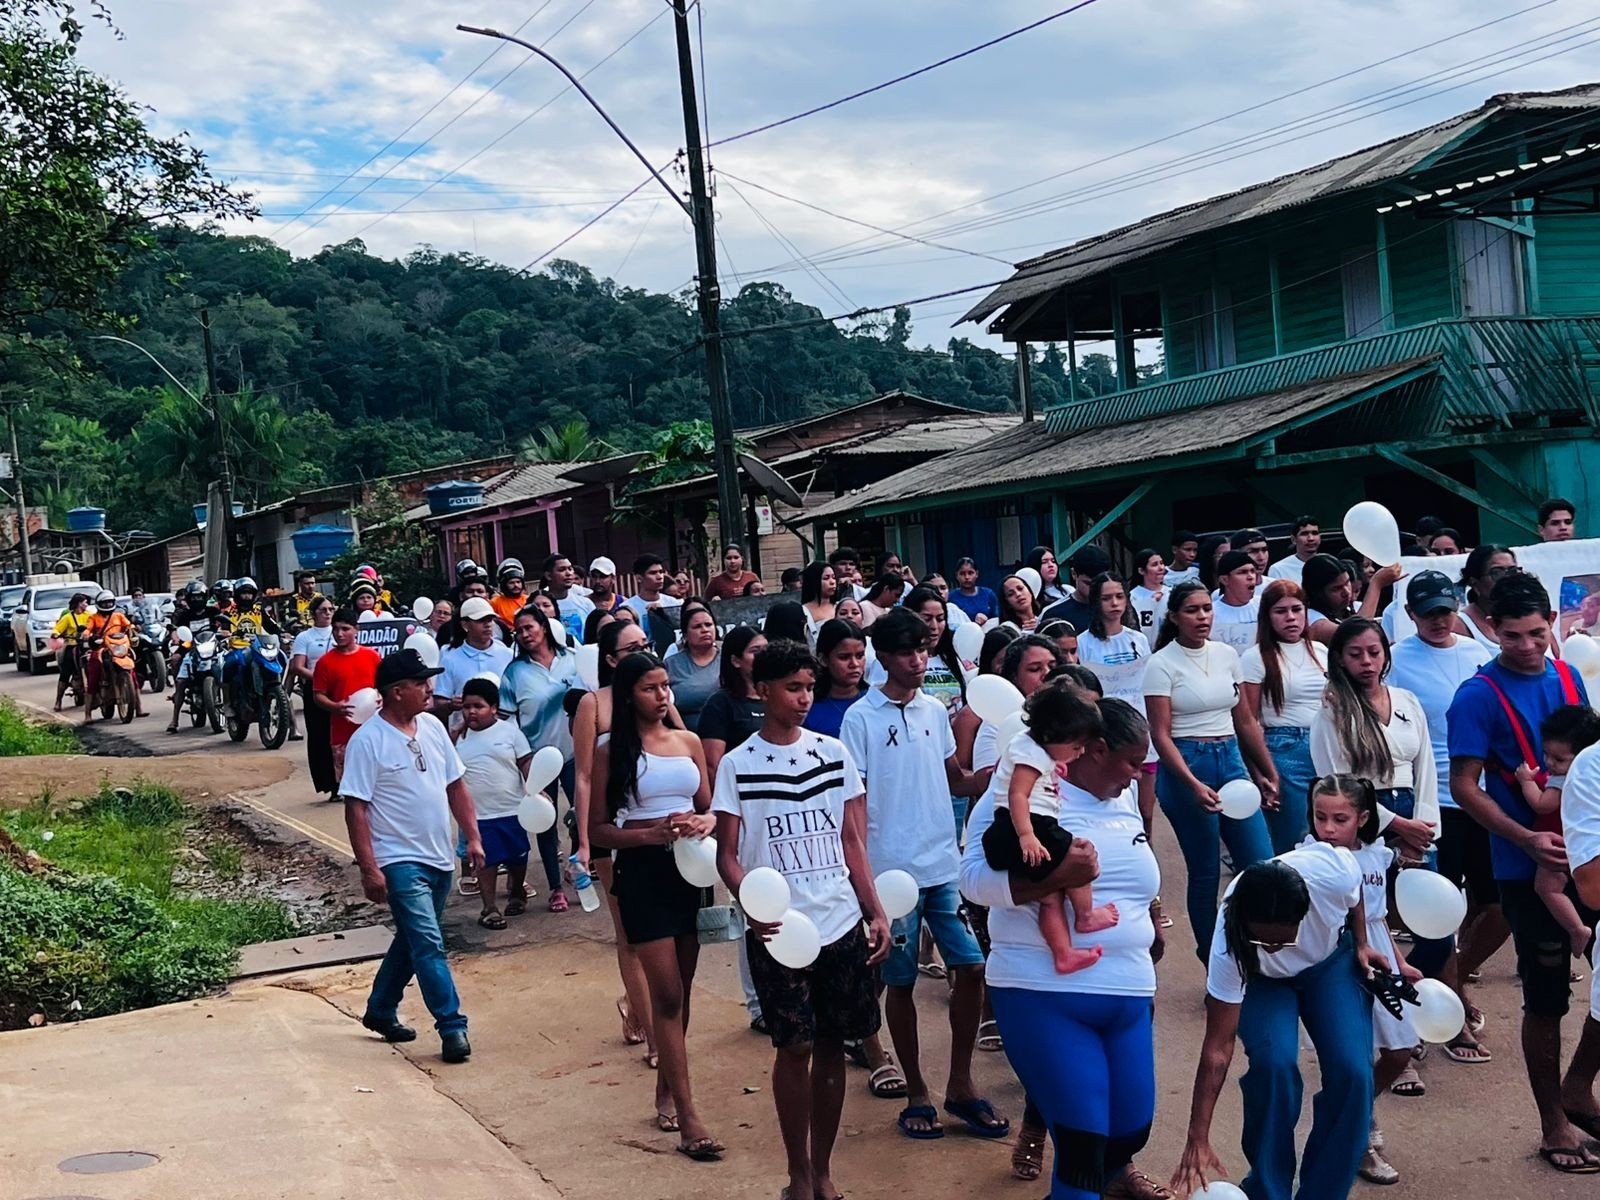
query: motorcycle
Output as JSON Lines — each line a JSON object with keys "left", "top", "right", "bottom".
{"left": 134, "top": 619, "right": 169, "bottom": 694}
{"left": 176, "top": 626, "right": 225, "bottom": 733}
{"left": 225, "top": 631, "right": 290, "bottom": 749}
{"left": 86, "top": 628, "right": 138, "bottom": 725}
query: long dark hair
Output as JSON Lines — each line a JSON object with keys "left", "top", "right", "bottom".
{"left": 1301, "top": 553, "right": 1356, "bottom": 620}
{"left": 1254, "top": 580, "right": 1321, "bottom": 713}
{"left": 678, "top": 598, "right": 715, "bottom": 650}
{"left": 1025, "top": 545, "right": 1059, "bottom": 591}
{"left": 1324, "top": 618, "right": 1392, "bottom": 780}
{"left": 1222, "top": 860, "right": 1311, "bottom": 984}
{"left": 605, "top": 652, "right": 669, "bottom": 819}
{"left": 1309, "top": 773, "right": 1381, "bottom": 846}
{"left": 763, "top": 599, "right": 809, "bottom": 644}
{"left": 903, "top": 584, "right": 964, "bottom": 694}
{"left": 978, "top": 625, "right": 1021, "bottom": 674}
{"left": 801, "top": 561, "right": 835, "bottom": 606}
{"left": 1460, "top": 544, "right": 1514, "bottom": 606}
{"left": 1197, "top": 534, "right": 1230, "bottom": 590}
{"left": 813, "top": 618, "right": 867, "bottom": 698}
{"left": 1154, "top": 580, "right": 1210, "bottom": 650}
{"left": 998, "top": 574, "right": 1040, "bottom": 626}
{"left": 514, "top": 604, "right": 569, "bottom": 660}
{"left": 999, "top": 633, "right": 1062, "bottom": 684}
{"left": 597, "top": 619, "right": 644, "bottom": 688}
{"left": 1087, "top": 570, "right": 1129, "bottom": 640}
{"left": 863, "top": 575, "right": 905, "bottom": 606}
{"left": 719, "top": 624, "right": 764, "bottom": 694}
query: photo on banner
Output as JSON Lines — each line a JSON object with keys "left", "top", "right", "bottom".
{"left": 1561, "top": 573, "right": 1600, "bottom": 639}
{"left": 1387, "top": 537, "right": 1600, "bottom": 644}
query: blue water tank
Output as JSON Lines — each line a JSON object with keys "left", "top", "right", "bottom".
{"left": 424, "top": 479, "right": 485, "bottom": 517}
{"left": 66, "top": 506, "right": 106, "bottom": 532}
{"left": 193, "top": 501, "right": 246, "bottom": 527}
{"left": 291, "top": 525, "right": 356, "bottom": 569}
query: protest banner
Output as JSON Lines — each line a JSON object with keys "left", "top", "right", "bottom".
{"left": 648, "top": 594, "right": 783, "bottom": 653}
{"left": 1386, "top": 536, "right": 1600, "bottom": 645}
{"left": 1082, "top": 658, "right": 1149, "bottom": 710}
{"left": 354, "top": 617, "right": 421, "bottom": 658}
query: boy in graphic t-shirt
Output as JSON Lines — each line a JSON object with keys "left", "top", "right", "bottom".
{"left": 714, "top": 641, "right": 890, "bottom": 1200}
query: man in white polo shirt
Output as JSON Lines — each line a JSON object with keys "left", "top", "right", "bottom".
{"left": 434, "top": 596, "right": 513, "bottom": 721}
{"left": 1267, "top": 515, "right": 1322, "bottom": 583}
{"left": 344, "top": 648, "right": 484, "bottom": 1064}
{"left": 840, "top": 607, "right": 998, "bottom": 1141}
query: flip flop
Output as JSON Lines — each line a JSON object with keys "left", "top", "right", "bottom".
{"left": 868, "top": 1062, "right": 907, "bottom": 1099}
{"left": 942, "top": 1096, "right": 1010, "bottom": 1138}
{"left": 844, "top": 1039, "right": 871, "bottom": 1069}
{"left": 1540, "top": 1145, "right": 1600, "bottom": 1174}
{"left": 1442, "top": 1036, "right": 1491, "bottom": 1064}
{"left": 976, "top": 1018, "right": 1003, "bottom": 1052}
{"left": 1389, "top": 1066, "right": 1425, "bottom": 1097}
{"left": 897, "top": 1103, "right": 944, "bottom": 1140}
{"left": 676, "top": 1137, "right": 724, "bottom": 1161}
{"left": 916, "top": 961, "right": 947, "bottom": 980}
{"left": 477, "top": 909, "right": 506, "bottom": 930}
{"left": 656, "top": 1111, "right": 680, "bottom": 1132}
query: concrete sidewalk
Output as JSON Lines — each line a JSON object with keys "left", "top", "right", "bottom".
{"left": 0, "top": 981, "right": 553, "bottom": 1200}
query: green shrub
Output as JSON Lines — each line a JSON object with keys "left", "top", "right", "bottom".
{"left": 0, "top": 698, "right": 79, "bottom": 756}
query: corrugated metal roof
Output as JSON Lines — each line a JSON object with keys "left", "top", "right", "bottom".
{"left": 826, "top": 415, "right": 1019, "bottom": 457}
{"left": 407, "top": 460, "right": 593, "bottom": 522}
{"left": 963, "top": 84, "right": 1600, "bottom": 325}
{"left": 803, "top": 359, "right": 1437, "bottom": 520}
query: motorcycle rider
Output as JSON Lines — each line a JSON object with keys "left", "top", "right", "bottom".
{"left": 289, "top": 570, "right": 322, "bottom": 631}
{"left": 127, "top": 586, "right": 162, "bottom": 628}
{"left": 348, "top": 579, "right": 380, "bottom": 617}
{"left": 490, "top": 558, "right": 527, "bottom": 625}
{"left": 165, "top": 580, "right": 212, "bottom": 733}
{"left": 353, "top": 564, "right": 392, "bottom": 614}
{"left": 51, "top": 592, "right": 92, "bottom": 712}
{"left": 82, "top": 590, "right": 143, "bottom": 723}
{"left": 223, "top": 577, "right": 283, "bottom": 722}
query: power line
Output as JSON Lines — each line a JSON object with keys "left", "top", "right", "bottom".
{"left": 721, "top": 178, "right": 857, "bottom": 311}
{"left": 256, "top": 195, "right": 665, "bottom": 218}
{"left": 708, "top": 1, "right": 1104, "bottom": 147}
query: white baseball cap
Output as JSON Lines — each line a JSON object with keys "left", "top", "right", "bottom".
{"left": 459, "top": 596, "right": 496, "bottom": 621}
{"left": 589, "top": 556, "right": 617, "bottom": 576}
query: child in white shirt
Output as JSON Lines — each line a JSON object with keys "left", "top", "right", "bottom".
{"left": 981, "top": 681, "right": 1119, "bottom": 972}
{"left": 1517, "top": 704, "right": 1600, "bottom": 954}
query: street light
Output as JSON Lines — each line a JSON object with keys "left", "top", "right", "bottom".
{"left": 457, "top": 14, "right": 745, "bottom": 555}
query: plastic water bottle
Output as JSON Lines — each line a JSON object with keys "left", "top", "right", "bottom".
{"left": 570, "top": 854, "right": 601, "bottom": 913}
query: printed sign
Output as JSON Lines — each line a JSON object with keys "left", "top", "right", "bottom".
{"left": 648, "top": 594, "right": 784, "bottom": 653}
{"left": 355, "top": 617, "right": 420, "bottom": 659}
{"left": 1387, "top": 537, "right": 1600, "bottom": 645}
{"left": 1082, "top": 658, "right": 1149, "bottom": 710}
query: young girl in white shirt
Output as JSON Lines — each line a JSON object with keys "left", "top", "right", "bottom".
{"left": 981, "top": 681, "right": 1118, "bottom": 972}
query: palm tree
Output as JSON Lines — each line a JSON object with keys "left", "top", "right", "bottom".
{"left": 517, "top": 418, "right": 614, "bottom": 463}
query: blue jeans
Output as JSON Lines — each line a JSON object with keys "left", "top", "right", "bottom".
{"left": 990, "top": 988, "right": 1155, "bottom": 1200}
{"left": 1157, "top": 737, "right": 1273, "bottom": 958}
{"left": 883, "top": 881, "right": 985, "bottom": 987}
{"left": 1263, "top": 726, "right": 1315, "bottom": 854}
{"left": 366, "top": 862, "right": 467, "bottom": 1036}
{"left": 1238, "top": 938, "right": 1373, "bottom": 1200}
{"left": 1376, "top": 786, "right": 1453, "bottom": 978}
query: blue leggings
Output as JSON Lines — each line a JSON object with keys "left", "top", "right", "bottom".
{"left": 989, "top": 987, "right": 1155, "bottom": 1200}
{"left": 1375, "top": 787, "right": 1453, "bottom": 978}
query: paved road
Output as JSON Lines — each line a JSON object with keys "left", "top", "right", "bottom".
{"left": 4, "top": 664, "right": 1600, "bottom": 1198}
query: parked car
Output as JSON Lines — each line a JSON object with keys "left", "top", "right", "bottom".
{"left": 0, "top": 584, "right": 25, "bottom": 663}
{"left": 11, "top": 582, "right": 91, "bottom": 675}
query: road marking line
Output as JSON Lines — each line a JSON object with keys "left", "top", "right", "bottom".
{"left": 227, "top": 791, "right": 353, "bottom": 859}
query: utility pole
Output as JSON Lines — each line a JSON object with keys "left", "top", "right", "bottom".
{"left": 3, "top": 399, "right": 32, "bottom": 578}
{"left": 670, "top": 0, "right": 743, "bottom": 555}
{"left": 199, "top": 308, "right": 236, "bottom": 574}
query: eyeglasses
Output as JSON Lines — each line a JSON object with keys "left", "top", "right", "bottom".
{"left": 405, "top": 738, "right": 427, "bottom": 773}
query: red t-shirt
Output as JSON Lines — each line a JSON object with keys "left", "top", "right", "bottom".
{"left": 312, "top": 646, "right": 381, "bottom": 747}
{"left": 703, "top": 573, "right": 750, "bottom": 602}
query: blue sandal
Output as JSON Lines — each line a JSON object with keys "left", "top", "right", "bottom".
{"left": 897, "top": 1103, "right": 945, "bottom": 1139}
{"left": 943, "top": 1096, "right": 1010, "bottom": 1138}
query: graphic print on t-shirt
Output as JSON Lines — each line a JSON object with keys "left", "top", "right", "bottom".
{"left": 739, "top": 741, "right": 846, "bottom": 875}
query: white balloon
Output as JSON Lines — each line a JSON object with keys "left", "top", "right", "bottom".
{"left": 1218, "top": 778, "right": 1262, "bottom": 820}
{"left": 347, "top": 687, "right": 381, "bottom": 725}
{"left": 1194, "top": 1184, "right": 1247, "bottom": 1200}
{"left": 357, "top": 609, "right": 379, "bottom": 623}
{"left": 874, "top": 869, "right": 919, "bottom": 921}
{"left": 673, "top": 835, "right": 720, "bottom": 887}
{"left": 1412, "top": 977, "right": 1467, "bottom": 1043}
{"left": 995, "top": 709, "right": 1028, "bottom": 753}
{"left": 470, "top": 670, "right": 500, "bottom": 684}
{"left": 739, "top": 867, "right": 792, "bottom": 923}
{"left": 575, "top": 643, "right": 601, "bottom": 691}
{"left": 525, "top": 745, "right": 565, "bottom": 794}
{"left": 967, "top": 674, "right": 1025, "bottom": 724}
{"left": 404, "top": 630, "right": 441, "bottom": 668}
{"left": 952, "top": 621, "right": 985, "bottom": 663}
{"left": 516, "top": 792, "right": 557, "bottom": 834}
{"left": 1394, "top": 868, "right": 1466, "bottom": 939}
{"left": 1565, "top": 632, "right": 1600, "bottom": 678}
{"left": 1015, "top": 566, "right": 1043, "bottom": 596}
{"left": 1343, "top": 501, "right": 1401, "bottom": 567}
{"left": 412, "top": 596, "right": 434, "bottom": 621}
{"left": 767, "top": 908, "right": 822, "bottom": 968}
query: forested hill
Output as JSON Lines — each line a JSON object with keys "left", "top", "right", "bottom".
{"left": 10, "top": 228, "right": 1119, "bottom": 536}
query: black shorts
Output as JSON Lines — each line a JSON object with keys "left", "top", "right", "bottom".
{"left": 983, "top": 809, "right": 1074, "bottom": 883}
{"left": 1498, "top": 878, "right": 1574, "bottom": 1018}
{"left": 612, "top": 844, "right": 703, "bottom": 944}
{"left": 1437, "top": 808, "right": 1499, "bottom": 908}
{"left": 747, "top": 923, "right": 881, "bottom": 1050}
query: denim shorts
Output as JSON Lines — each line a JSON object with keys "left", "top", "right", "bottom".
{"left": 882, "top": 880, "right": 985, "bottom": 987}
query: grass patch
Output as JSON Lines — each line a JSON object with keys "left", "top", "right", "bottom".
{"left": 0, "top": 782, "right": 298, "bottom": 1027}
{"left": 0, "top": 697, "right": 79, "bottom": 756}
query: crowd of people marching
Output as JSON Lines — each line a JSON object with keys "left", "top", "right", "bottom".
{"left": 251, "top": 498, "right": 1600, "bottom": 1199}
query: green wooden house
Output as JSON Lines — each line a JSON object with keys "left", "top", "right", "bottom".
{"left": 804, "top": 84, "right": 1600, "bottom": 573}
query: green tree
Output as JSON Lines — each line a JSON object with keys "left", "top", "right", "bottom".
{"left": 517, "top": 418, "right": 615, "bottom": 463}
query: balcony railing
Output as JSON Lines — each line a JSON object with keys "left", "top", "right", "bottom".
{"left": 1043, "top": 316, "right": 1600, "bottom": 433}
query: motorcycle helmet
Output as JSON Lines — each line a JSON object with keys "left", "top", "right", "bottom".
{"left": 94, "top": 589, "right": 116, "bottom": 613}
{"left": 456, "top": 558, "right": 482, "bottom": 580}
{"left": 356, "top": 563, "right": 379, "bottom": 581}
{"left": 184, "top": 580, "right": 207, "bottom": 602}
{"left": 212, "top": 578, "right": 233, "bottom": 594}
{"left": 234, "top": 576, "right": 259, "bottom": 596}
{"left": 498, "top": 558, "right": 524, "bottom": 582}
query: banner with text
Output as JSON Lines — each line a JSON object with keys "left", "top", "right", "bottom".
{"left": 1387, "top": 537, "right": 1600, "bottom": 645}
{"left": 355, "top": 617, "right": 422, "bottom": 659}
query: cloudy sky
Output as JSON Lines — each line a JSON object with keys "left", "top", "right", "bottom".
{"left": 78, "top": 0, "right": 1600, "bottom": 348}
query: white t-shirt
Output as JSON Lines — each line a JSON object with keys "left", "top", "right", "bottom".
{"left": 1211, "top": 594, "right": 1261, "bottom": 627}
{"left": 840, "top": 688, "right": 959, "bottom": 888}
{"left": 1310, "top": 685, "right": 1438, "bottom": 837}
{"left": 995, "top": 733, "right": 1063, "bottom": 821}
{"left": 457, "top": 719, "right": 531, "bottom": 820}
{"left": 622, "top": 593, "right": 683, "bottom": 623}
{"left": 1165, "top": 565, "right": 1200, "bottom": 587}
{"left": 1205, "top": 841, "right": 1362, "bottom": 1003}
{"left": 960, "top": 781, "right": 1159, "bottom": 996}
{"left": 435, "top": 640, "right": 513, "bottom": 699}
{"left": 1077, "top": 627, "right": 1150, "bottom": 667}
{"left": 1128, "top": 586, "right": 1166, "bottom": 635}
{"left": 713, "top": 730, "right": 866, "bottom": 946}
{"left": 1240, "top": 638, "right": 1327, "bottom": 728}
{"left": 340, "top": 712, "right": 465, "bottom": 872}
{"left": 291, "top": 625, "right": 334, "bottom": 674}
{"left": 1267, "top": 556, "right": 1308, "bottom": 583}
{"left": 1561, "top": 745, "right": 1600, "bottom": 1020}
{"left": 1387, "top": 635, "right": 1491, "bottom": 810}
{"left": 1144, "top": 640, "right": 1242, "bottom": 739}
